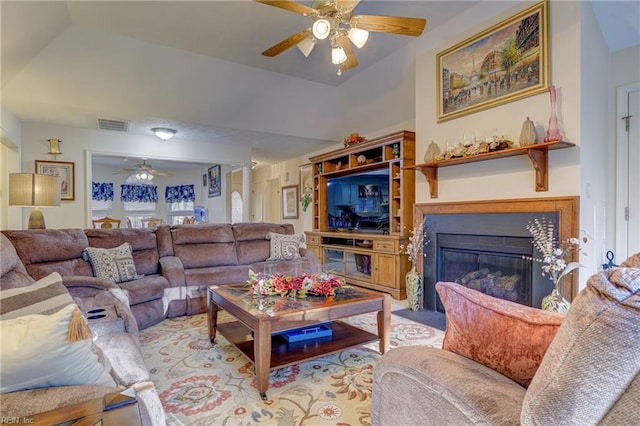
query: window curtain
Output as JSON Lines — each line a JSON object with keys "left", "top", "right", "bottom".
{"left": 120, "top": 185, "right": 158, "bottom": 202}
{"left": 165, "top": 185, "right": 196, "bottom": 203}
{"left": 92, "top": 182, "right": 114, "bottom": 201}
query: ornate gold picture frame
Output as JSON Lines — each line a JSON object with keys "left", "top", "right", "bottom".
{"left": 437, "top": 0, "right": 549, "bottom": 122}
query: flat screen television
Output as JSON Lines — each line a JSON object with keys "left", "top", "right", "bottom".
{"left": 326, "top": 169, "right": 389, "bottom": 233}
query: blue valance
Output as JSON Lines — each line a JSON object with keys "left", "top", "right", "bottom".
{"left": 120, "top": 185, "right": 158, "bottom": 202}
{"left": 165, "top": 185, "right": 196, "bottom": 203}
{"left": 92, "top": 182, "right": 114, "bottom": 201}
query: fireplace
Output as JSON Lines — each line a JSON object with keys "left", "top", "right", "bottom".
{"left": 415, "top": 197, "right": 579, "bottom": 311}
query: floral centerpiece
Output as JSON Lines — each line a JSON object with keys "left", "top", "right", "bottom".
{"left": 247, "top": 269, "right": 344, "bottom": 298}
{"left": 400, "top": 221, "right": 429, "bottom": 311}
{"left": 525, "top": 217, "right": 586, "bottom": 313}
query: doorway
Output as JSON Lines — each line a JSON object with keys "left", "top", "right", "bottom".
{"left": 616, "top": 82, "right": 640, "bottom": 258}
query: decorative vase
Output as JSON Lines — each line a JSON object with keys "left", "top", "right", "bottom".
{"left": 424, "top": 141, "right": 441, "bottom": 163}
{"left": 541, "top": 285, "right": 571, "bottom": 313}
{"left": 519, "top": 117, "right": 537, "bottom": 146}
{"left": 405, "top": 266, "right": 423, "bottom": 311}
{"left": 544, "top": 85, "right": 562, "bottom": 142}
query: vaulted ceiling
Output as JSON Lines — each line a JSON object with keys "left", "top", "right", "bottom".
{"left": 2, "top": 1, "right": 638, "bottom": 168}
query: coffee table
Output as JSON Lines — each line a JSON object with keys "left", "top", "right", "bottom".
{"left": 207, "top": 283, "right": 390, "bottom": 399}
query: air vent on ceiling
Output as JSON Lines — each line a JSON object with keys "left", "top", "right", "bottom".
{"left": 97, "top": 118, "right": 130, "bottom": 132}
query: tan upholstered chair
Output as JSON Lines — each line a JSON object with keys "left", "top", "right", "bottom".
{"left": 141, "top": 217, "right": 163, "bottom": 228}
{"left": 92, "top": 217, "right": 121, "bottom": 229}
{"left": 372, "top": 255, "right": 640, "bottom": 425}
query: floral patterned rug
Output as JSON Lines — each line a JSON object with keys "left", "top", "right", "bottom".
{"left": 140, "top": 311, "right": 444, "bottom": 425}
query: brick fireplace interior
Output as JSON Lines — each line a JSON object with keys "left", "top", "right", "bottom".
{"left": 416, "top": 197, "right": 579, "bottom": 312}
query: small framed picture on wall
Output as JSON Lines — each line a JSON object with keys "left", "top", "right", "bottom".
{"left": 282, "top": 185, "right": 299, "bottom": 219}
{"left": 36, "top": 160, "right": 75, "bottom": 201}
{"left": 207, "top": 165, "right": 221, "bottom": 197}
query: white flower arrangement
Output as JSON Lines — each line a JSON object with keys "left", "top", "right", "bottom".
{"left": 525, "top": 217, "right": 587, "bottom": 288}
{"left": 400, "top": 221, "right": 429, "bottom": 269}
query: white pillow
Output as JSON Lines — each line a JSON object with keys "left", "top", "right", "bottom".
{"left": 0, "top": 304, "right": 116, "bottom": 393}
{"left": 84, "top": 243, "right": 141, "bottom": 283}
{"left": 266, "top": 232, "right": 305, "bottom": 261}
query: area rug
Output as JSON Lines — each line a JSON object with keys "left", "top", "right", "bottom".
{"left": 392, "top": 308, "right": 447, "bottom": 331}
{"left": 140, "top": 312, "right": 443, "bottom": 425}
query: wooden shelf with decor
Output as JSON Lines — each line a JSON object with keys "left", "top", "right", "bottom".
{"left": 406, "top": 140, "right": 575, "bottom": 198}
{"left": 306, "top": 130, "right": 415, "bottom": 299}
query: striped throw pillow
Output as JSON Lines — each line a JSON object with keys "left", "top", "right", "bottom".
{"left": 0, "top": 272, "right": 74, "bottom": 320}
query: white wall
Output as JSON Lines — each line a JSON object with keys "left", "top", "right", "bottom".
{"left": 579, "top": 1, "right": 612, "bottom": 281}
{"left": 1, "top": 109, "right": 23, "bottom": 230}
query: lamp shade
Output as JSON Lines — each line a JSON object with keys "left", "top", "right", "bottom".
{"left": 9, "top": 173, "right": 61, "bottom": 207}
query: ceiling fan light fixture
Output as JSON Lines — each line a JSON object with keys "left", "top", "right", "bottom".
{"left": 312, "top": 19, "right": 331, "bottom": 40}
{"left": 297, "top": 36, "right": 317, "bottom": 57}
{"left": 331, "top": 45, "right": 347, "bottom": 65}
{"left": 348, "top": 27, "right": 369, "bottom": 48}
{"left": 151, "top": 127, "right": 177, "bottom": 141}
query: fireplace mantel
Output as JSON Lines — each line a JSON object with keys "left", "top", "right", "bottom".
{"left": 414, "top": 197, "right": 579, "bottom": 310}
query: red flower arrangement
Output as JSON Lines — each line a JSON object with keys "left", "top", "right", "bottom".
{"left": 344, "top": 133, "right": 367, "bottom": 147}
{"left": 247, "top": 269, "right": 344, "bottom": 298}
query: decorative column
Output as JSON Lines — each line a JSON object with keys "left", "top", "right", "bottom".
{"left": 242, "top": 163, "right": 252, "bottom": 222}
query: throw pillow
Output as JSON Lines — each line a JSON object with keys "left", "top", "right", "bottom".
{"left": 0, "top": 272, "right": 74, "bottom": 319}
{"left": 0, "top": 304, "right": 116, "bottom": 393}
{"left": 266, "top": 232, "right": 305, "bottom": 261}
{"left": 84, "top": 243, "right": 140, "bottom": 283}
{"left": 521, "top": 267, "right": 640, "bottom": 424}
{"left": 436, "top": 281, "right": 564, "bottom": 387}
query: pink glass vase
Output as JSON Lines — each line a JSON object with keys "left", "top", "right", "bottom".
{"left": 544, "top": 85, "right": 562, "bottom": 142}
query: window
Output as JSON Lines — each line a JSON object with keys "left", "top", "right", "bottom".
{"left": 91, "top": 182, "right": 114, "bottom": 217}
{"left": 165, "top": 185, "right": 195, "bottom": 225}
{"left": 121, "top": 178, "right": 158, "bottom": 228}
{"left": 231, "top": 191, "right": 243, "bottom": 223}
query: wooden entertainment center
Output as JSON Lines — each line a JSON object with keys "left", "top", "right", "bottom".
{"left": 305, "top": 131, "right": 415, "bottom": 299}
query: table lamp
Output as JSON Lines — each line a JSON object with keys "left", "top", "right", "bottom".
{"left": 9, "top": 173, "right": 61, "bottom": 229}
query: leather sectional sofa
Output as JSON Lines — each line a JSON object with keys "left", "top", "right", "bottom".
{"left": 1, "top": 222, "right": 318, "bottom": 424}
{"left": 3, "top": 222, "right": 319, "bottom": 329}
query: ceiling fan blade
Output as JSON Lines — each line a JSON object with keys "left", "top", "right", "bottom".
{"left": 352, "top": 15, "right": 427, "bottom": 36}
{"left": 336, "top": 33, "right": 358, "bottom": 71}
{"left": 335, "top": 0, "right": 360, "bottom": 13}
{"left": 254, "top": 0, "right": 316, "bottom": 16}
{"left": 149, "top": 170, "right": 173, "bottom": 177}
{"left": 262, "top": 29, "right": 313, "bottom": 57}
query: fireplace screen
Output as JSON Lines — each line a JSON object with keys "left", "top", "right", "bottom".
{"left": 441, "top": 248, "right": 532, "bottom": 309}
{"left": 434, "top": 232, "right": 534, "bottom": 312}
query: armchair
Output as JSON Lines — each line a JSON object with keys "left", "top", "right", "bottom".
{"left": 372, "top": 256, "right": 640, "bottom": 425}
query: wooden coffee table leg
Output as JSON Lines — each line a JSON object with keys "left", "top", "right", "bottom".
{"left": 207, "top": 290, "right": 219, "bottom": 344}
{"left": 253, "top": 320, "right": 272, "bottom": 400}
{"left": 377, "top": 294, "right": 391, "bottom": 353}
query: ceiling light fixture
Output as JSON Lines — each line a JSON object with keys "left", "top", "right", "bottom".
{"left": 151, "top": 127, "right": 177, "bottom": 141}
{"left": 347, "top": 27, "right": 369, "bottom": 49}
{"left": 257, "top": 1, "right": 426, "bottom": 77}
{"left": 312, "top": 19, "right": 331, "bottom": 40}
{"left": 331, "top": 45, "right": 347, "bottom": 65}
{"left": 296, "top": 36, "right": 317, "bottom": 57}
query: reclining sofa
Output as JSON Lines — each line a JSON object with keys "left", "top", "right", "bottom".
{"left": 1, "top": 222, "right": 318, "bottom": 424}
{"left": 3, "top": 222, "right": 319, "bottom": 329}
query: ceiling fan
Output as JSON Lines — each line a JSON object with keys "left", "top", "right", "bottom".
{"left": 256, "top": 0, "right": 427, "bottom": 75}
{"left": 114, "top": 159, "right": 173, "bottom": 180}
